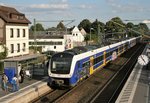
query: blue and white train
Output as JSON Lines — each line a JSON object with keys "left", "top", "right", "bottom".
{"left": 48, "top": 37, "right": 141, "bottom": 87}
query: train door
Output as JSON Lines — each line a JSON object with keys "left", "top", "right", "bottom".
{"left": 90, "top": 56, "right": 94, "bottom": 75}
{"left": 103, "top": 51, "right": 106, "bottom": 65}
{"left": 84, "top": 61, "right": 90, "bottom": 77}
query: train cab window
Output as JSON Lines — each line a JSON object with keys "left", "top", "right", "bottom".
{"left": 78, "top": 62, "right": 80, "bottom": 68}
{"left": 51, "top": 53, "right": 73, "bottom": 74}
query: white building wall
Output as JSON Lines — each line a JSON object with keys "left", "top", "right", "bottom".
{"left": 0, "top": 45, "right": 4, "bottom": 53}
{"left": 29, "top": 38, "right": 65, "bottom": 52}
{"left": 72, "top": 33, "right": 84, "bottom": 42}
{"left": 6, "top": 25, "right": 29, "bottom": 57}
{"left": 72, "top": 27, "right": 84, "bottom": 42}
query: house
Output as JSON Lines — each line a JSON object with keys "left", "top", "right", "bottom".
{"left": 72, "top": 26, "right": 84, "bottom": 42}
{"left": 80, "top": 28, "right": 87, "bottom": 37}
{"left": 0, "top": 5, "right": 30, "bottom": 57}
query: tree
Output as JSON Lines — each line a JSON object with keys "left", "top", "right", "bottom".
{"left": 105, "top": 17, "right": 126, "bottom": 38}
{"left": 0, "top": 45, "right": 7, "bottom": 73}
{"left": 91, "top": 19, "right": 105, "bottom": 33}
{"left": 139, "top": 23, "right": 149, "bottom": 32}
{"left": 57, "top": 22, "right": 66, "bottom": 30}
{"left": 30, "top": 23, "right": 45, "bottom": 31}
{"left": 78, "top": 19, "right": 91, "bottom": 33}
{"left": 0, "top": 45, "right": 8, "bottom": 59}
{"left": 84, "top": 35, "right": 90, "bottom": 45}
{"left": 91, "top": 19, "right": 105, "bottom": 43}
{"left": 126, "top": 22, "right": 134, "bottom": 37}
{"left": 126, "top": 22, "right": 134, "bottom": 28}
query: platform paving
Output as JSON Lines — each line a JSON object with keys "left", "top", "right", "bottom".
{"left": 116, "top": 44, "right": 150, "bottom": 103}
{"left": 0, "top": 75, "right": 48, "bottom": 101}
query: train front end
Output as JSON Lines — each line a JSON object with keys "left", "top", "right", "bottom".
{"left": 48, "top": 52, "right": 74, "bottom": 87}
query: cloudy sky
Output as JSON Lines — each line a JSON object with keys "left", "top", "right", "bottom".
{"left": 0, "top": 0, "right": 150, "bottom": 27}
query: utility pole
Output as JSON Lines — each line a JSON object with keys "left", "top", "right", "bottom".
{"left": 98, "top": 24, "right": 102, "bottom": 45}
{"left": 34, "top": 19, "right": 37, "bottom": 53}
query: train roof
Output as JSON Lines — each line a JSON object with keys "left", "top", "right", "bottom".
{"left": 54, "top": 37, "right": 140, "bottom": 56}
{"left": 64, "top": 45, "right": 101, "bottom": 55}
{"left": 64, "top": 46, "right": 88, "bottom": 55}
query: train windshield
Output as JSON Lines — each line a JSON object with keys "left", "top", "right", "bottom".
{"left": 51, "top": 53, "right": 73, "bottom": 74}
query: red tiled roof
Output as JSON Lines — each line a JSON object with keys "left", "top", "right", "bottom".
{"left": 0, "top": 5, "right": 30, "bottom": 24}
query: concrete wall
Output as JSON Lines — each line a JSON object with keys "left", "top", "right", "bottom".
{"left": 0, "top": 80, "right": 52, "bottom": 103}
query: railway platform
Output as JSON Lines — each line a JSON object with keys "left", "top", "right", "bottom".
{"left": 0, "top": 75, "right": 51, "bottom": 103}
{"left": 116, "top": 44, "right": 150, "bottom": 103}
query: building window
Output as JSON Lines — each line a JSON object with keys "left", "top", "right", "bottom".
{"left": 23, "top": 43, "right": 26, "bottom": 51}
{"left": 17, "top": 29, "right": 20, "bottom": 37}
{"left": 23, "top": 29, "right": 25, "bottom": 37}
{"left": 36, "top": 41, "right": 62, "bottom": 45}
{"left": 10, "top": 28, "right": 13, "bottom": 38}
{"left": 54, "top": 46, "right": 56, "bottom": 49}
{"left": 19, "top": 16, "right": 24, "bottom": 20}
{"left": 17, "top": 43, "right": 20, "bottom": 52}
{"left": 11, "top": 44, "right": 14, "bottom": 53}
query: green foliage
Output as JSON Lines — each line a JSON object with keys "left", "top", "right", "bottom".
{"left": 126, "top": 22, "right": 134, "bottom": 28}
{"left": 0, "top": 45, "right": 7, "bottom": 73}
{"left": 30, "top": 23, "right": 45, "bottom": 31}
{"left": 91, "top": 19, "right": 105, "bottom": 33}
{"left": 29, "top": 46, "right": 42, "bottom": 53}
{"left": 37, "top": 46, "right": 42, "bottom": 53}
{"left": 29, "top": 17, "right": 149, "bottom": 44}
{"left": 57, "top": 22, "right": 66, "bottom": 30}
{"left": 78, "top": 19, "right": 92, "bottom": 33}
{"left": 0, "top": 45, "right": 8, "bottom": 59}
{"left": 105, "top": 17, "right": 126, "bottom": 38}
{"left": 84, "top": 35, "right": 90, "bottom": 45}
{"left": 139, "top": 23, "right": 149, "bottom": 34}
{"left": 46, "top": 27, "right": 57, "bottom": 31}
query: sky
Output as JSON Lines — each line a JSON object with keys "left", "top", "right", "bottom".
{"left": 0, "top": 0, "right": 150, "bottom": 28}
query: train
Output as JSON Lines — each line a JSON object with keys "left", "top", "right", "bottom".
{"left": 48, "top": 37, "right": 141, "bottom": 87}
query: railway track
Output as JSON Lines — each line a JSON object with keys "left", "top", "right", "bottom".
{"left": 90, "top": 43, "right": 145, "bottom": 103}
{"left": 31, "top": 89, "right": 70, "bottom": 103}
{"left": 32, "top": 43, "right": 145, "bottom": 103}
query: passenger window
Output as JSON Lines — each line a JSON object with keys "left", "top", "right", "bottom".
{"left": 82, "top": 61, "right": 90, "bottom": 68}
